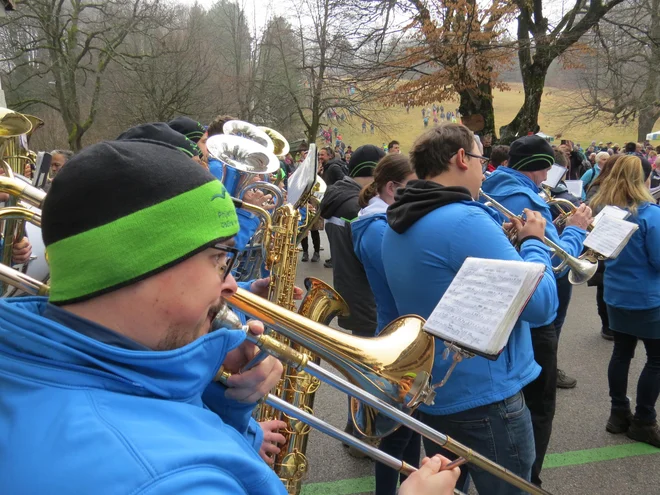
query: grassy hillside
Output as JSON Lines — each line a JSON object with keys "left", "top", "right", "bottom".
{"left": 324, "top": 83, "right": 641, "bottom": 154}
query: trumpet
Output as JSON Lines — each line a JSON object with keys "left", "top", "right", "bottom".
{"left": 0, "top": 265, "right": 551, "bottom": 495}
{"left": 480, "top": 189, "right": 597, "bottom": 285}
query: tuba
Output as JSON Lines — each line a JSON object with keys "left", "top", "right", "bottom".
{"left": 0, "top": 108, "right": 33, "bottom": 176}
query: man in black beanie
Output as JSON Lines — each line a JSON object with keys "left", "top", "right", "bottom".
{"left": 118, "top": 122, "right": 205, "bottom": 168}
{"left": 320, "top": 144, "right": 381, "bottom": 454}
{"left": 481, "top": 134, "right": 593, "bottom": 487}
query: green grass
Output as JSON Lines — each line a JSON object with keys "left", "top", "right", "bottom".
{"left": 325, "top": 83, "right": 641, "bottom": 153}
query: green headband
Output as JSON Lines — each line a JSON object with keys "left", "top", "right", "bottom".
{"left": 48, "top": 180, "right": 238, "bottom": 304}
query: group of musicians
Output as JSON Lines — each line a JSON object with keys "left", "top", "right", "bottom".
{"left": 0, "top": 114, "right": 658, "bottom": 495}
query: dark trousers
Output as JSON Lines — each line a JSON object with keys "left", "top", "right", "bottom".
{"left": 523, "top": 323, "right": 558, "bottom": 486}
{"left": 596, "top": 283, "right": 610, "bottom": 331}
{"left": 608, "top": 332, "right": 660, "bottom": 424}
{"left": 419, "top": 392, "right": 535, "bottom": 495}
{"left": 375, "top": 424, "right": 421, "bottom": 495}
{"left": 300, "top": 230, "right": 320, "bottom": 253}
{"left": 553, "top": 273, "right": 573, "bottom": 340}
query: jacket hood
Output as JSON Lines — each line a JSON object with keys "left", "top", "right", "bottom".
{"left": 482, "top": 167, "right": 547, "bottom": 210}
{"left": 320, "top": 176, "right": 362, "bottom": 220}
{"left": 0, "top": 297, "right": 245, "bottom": 401}
{"left": 352, "top": 197, "right": 388, "bottom": 247}
{"left": 386, "top": 180, "right": 473, "bottom": 234}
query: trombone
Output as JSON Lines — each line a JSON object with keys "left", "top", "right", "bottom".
{"left": 1, "top": 264, "right": 551, "bottom": 495}
{"left": 479, "top": 189, "right": 597, "bottom": 285}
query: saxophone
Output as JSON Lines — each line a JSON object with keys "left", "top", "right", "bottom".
{"left": 257, "top": 200, "right": 349, "bottom": 495}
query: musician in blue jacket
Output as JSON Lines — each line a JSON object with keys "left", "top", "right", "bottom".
{"left": 382, "top": 124, "right": 559, "bottom": 495}
{"left": 589, "top": 155, "right": 660, "bottom": 448}
{"left": 480, "top": 135, "right": 592, "bottom": 486}
{"left": 0, "top": 140, "right": 459, "bottom": 495}
{"left": 351, "top": 153, "right": 418, "bottom": 495}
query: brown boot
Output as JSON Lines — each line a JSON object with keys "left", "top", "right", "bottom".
{"left": 606, "top": 409, "right": 633, "bottom": 434}
{"left": 626, "top": 420, "right": 660, "bottom": 447}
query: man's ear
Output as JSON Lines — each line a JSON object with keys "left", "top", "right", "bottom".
{"left": 455, "top": 148, "right": 469, "bottom": 171}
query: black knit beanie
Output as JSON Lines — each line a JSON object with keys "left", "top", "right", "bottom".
{"left": 349, "top": 145, "right": 385, "bottom": 178}
{"left": 117, "top": 122, "right": 202, "bottom": 159}
{"left": 168, "top": 116, "right": 206, "bottom": 143}
{"left": 43, "top": 140, "right": 239, "bottom": 305}
{"left": 508, "top": 135, "right": 555, "bottom": 172}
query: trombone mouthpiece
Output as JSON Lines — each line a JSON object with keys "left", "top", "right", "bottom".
{"left": 212, "top": 304, "right": 243, "bottom": 331}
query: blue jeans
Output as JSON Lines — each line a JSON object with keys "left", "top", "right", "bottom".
{"left": 418, "top": 391, "right": 535, "bottom": 495}
{"left": 375, "top": 422, "right": 421, "bottom": 495}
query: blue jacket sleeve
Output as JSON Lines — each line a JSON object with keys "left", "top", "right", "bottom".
{"left": 448, "top": 211, "right": 558, "bottom": 326}
{"left": 235, "top": 210, "right": 261, "bottom": 252}
{"left": 645, "top": 211, "right": 660, "bottom": 272}
{"left": 202, "top": 382, "right": 258, "bottom": 443}
{"left": 244, "top": 417, "right": 265, "bottom": 452}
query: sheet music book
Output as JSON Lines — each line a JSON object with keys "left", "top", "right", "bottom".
{"left": 584, "top": 215, "right": 638, "bottom": 259}
{"left": 542, "top": 164, "right": 567, "bottom": 189}
{"left": 564, "top": 180, "right": 583, "bottom": 198}
{"left": 592, "top": 205, "right": 630, "bottom": 227}
{"left": 423, "top": 258, "right": 546, "bottom": 359}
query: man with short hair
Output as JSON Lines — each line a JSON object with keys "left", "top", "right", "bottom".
{"left": 0, "top": 139, "right": 287, "bottom": 494}
{"left": 487, "top": 145, "right": 509, "bottom": 172}
{"left": 481, "top": 135, "right": 592, "bottom": 486}
{"left": 49, "top": 149, "right": 73, "bottom": 177}
{"left": 388, "top": 140, "right": 400, "bottom": 154}
{"left": 382, "top": 123, "right": 559, "bottom": 495}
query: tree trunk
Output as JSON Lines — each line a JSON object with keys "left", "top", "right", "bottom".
{"left": 637, "top": 106, "right": 660, "bottom": 142}
{"left": 458, "top": 83, "right": 497, "bottom": 139}
{"left": 499, "top": 63, "right": 547, "bottom": 144}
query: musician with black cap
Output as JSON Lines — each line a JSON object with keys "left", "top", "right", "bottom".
{"left": 481, "top": 134, "right": 593, "bottom": 487}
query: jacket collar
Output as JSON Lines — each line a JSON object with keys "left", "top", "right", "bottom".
{"left": 0, "top": 297, "right": 245, "bottom": 401}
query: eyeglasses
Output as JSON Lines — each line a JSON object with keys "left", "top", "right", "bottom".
{"left": 211, "top": 243, "right": 239, "bottom": 281}
{"left": 465, "top": 151, "right": 489, "bottom": 167}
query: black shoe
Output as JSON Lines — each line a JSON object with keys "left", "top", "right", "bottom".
{"left": 301, "top": 252, "right": 309, "bottom": 262}
{"left": 557, "top": 369, "right": 577, "bottom": 389}
{"left": 325, "top": 257, "right": 332, "bottom": 263}
{"left": 601, "top": 328, "right": 615, "bottom": 341}
{"left": 323, "top": 260, "right": 333, "bottom": 268}
{"left": 311, "top": 252, "right": 320, "bottom": 262}
{"left": 606, "top": 409, "right": 634, "bottom": 434}
{"left": 626, "top": 420, "right": 660, "bottom": 447}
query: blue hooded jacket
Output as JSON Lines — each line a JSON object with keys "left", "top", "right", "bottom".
{"left": 351, "top": 197, "right": 399, "bottom": 333}
{"left": 382, "top": 181, "right": 558, "bottom": 416}
{"left": 0, "top": 297, "right": 285, "bottom": 495}
{"left": 481, "top": 166, "right": 587, "bottom": 281}
{"left": 604, "top": 202, "right": 660, "bottom": 310}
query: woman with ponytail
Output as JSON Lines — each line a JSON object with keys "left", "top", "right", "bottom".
{"left": 589, "top": 155, "right": 660, "bottom": 447}
{"left": 351, "top": 153, "right": 418, "bottom": 495}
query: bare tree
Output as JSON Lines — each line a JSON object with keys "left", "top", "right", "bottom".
{"left": 569, "top": 0, "right": 660, "bottom": 141}
{"left": 498, "top": 0, "right": 625, "bottom": 143}
{"left": 0, "top": 0, "right": 168, "bottom": 150}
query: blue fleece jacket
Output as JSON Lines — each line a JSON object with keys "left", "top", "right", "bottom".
{"left": 481, "top": 166, "right": 587, "bottom": 282}
{"left": 0, "top": 297, "right": 285, "bottom": 495}
{"left": 604, "top": 202, "right": 660, "bottom": 310}
{"left": 351, "top": 197, "right": 399, "bottom": 333}
{"left": 382, "top": 201, "right": 558, "bottom": 415}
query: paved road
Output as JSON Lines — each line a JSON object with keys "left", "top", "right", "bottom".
{"left": 283, "top": 232, "right": 659, "bottom": 495}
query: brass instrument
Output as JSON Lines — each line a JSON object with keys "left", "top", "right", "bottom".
{"left": 223, "top": 120, "right": 275, "bottom": 153}
{"left": 218, "top": 289, "right": 552, "bottom": 495}
{"left": 0, "top": 108, "right": 33, "bottom": 176}
{"left": 480, "top": 189, "right": 597, "bottom": 285}
{"left": 249, "top": 142, "right": 350, "bottom": 494}
{"left": 206, "top": 133, "right": 283, "bottom": 210}
{"left": 259, "top": 126, "right": 290, "bottom": 158}
{"left": 0, "top": 265, "right": 549, "bottom": 495}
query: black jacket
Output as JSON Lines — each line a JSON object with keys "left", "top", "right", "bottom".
{"left": 320, "top": 177, "right": 377, "bottom": 334}
{"left": 321, "top": 158, "right": 346, "bottom": 187}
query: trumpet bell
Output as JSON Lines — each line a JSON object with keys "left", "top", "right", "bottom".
{"left": 259, "top": 126, "right": 290, "bottom": 157}
{"left": 567, "top": 255, "right": 599, "bottom": 285}
{"left": 223, "top": 120, "right": 275, "bottom": 153}
{"left": 0, "top": 108, "right": 32, "bottom": 138}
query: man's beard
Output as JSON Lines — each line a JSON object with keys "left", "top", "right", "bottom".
{"left": 155, "top": 301, "right": 225, "bottom": 351}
